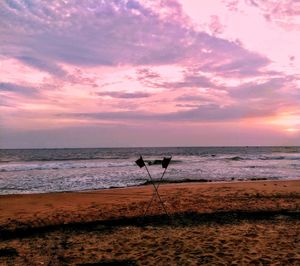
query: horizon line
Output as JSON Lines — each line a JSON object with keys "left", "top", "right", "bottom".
{"left": 1, "top": 145, "right": 300, "bottom": 150}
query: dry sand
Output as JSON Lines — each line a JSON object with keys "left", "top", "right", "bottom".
{"left": 0, "top": 180, "right": 299, "bottom": 265}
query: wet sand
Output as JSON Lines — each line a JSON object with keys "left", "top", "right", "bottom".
{"left": 0, "top": 180, "right": 299, "bottom": 265}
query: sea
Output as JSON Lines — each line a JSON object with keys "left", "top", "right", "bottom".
{"left": 0, "top": 146, "right": 299, "bottom": 195}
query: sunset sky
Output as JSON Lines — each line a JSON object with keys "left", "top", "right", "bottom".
{"left": 1, "top": 0, "right": 300, "bottom": 148}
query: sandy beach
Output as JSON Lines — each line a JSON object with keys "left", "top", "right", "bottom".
{"left": 0, "top": 180, "right": 299, "bottom": 265}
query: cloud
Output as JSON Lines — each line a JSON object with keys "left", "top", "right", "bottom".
{"left": 176, "top": 94, "right": 211, "bottom": 102}
{"left": 163, "top": 73, "right": 217, "bottom": 89}
{"left": 209, "top": 15, "right": 225, "bottom": 35}
{"left": 0, "top": 95, "right": 14, "bottom": 107}
{"left": 57, "top": 73, "right": 300, "bottom": 124}
{"left": 176, "top": 103, "right": 201, "bottom": 108}
{"left": 0, "top": 0, "right": 270, "bottom": 77}
{"left": 0, "top": 0, "right": 191, "bottom": 68}
{"left": 16, "top": 56, "right": 66, "bottom": 77}
{"left": 136, "top": 68, "right": 161, "bottom": 79}
{"left": 228, "top": 77, "right": 287, "bottom": 99}
{"left": 136, "top": 67, "right": 219, "bottom": 89}
{"left": 223, "top": 0, "right": 240, "bottom": 12}
{"left": 243, "top": 0, "right": 300, "bottom": 30}
{"left": 0, "top": 82, "right": 38, "bottom": 96}
{"left": 169, "top": 103, "right": 275, "bottom": 121}
{"left": 58, "top": 101, "right": 276, "bottom": 123}
{"left": 97, "top": 91, "right": 151, "bottom": 99}
{"left": 192, "top": 39, "right": 270, "bottom": 77}
{"left": 229, "top": 75, "right": 300, "bottom": 106}
{"left": 135, "top": 68, "right": 164, "bottom": 88}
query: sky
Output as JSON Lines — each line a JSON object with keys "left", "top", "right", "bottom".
{"left": 0, "top": 0, "right": 300, "bottom": 148}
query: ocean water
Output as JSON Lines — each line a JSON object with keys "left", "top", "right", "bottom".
{"left": 0, "top": 147, "right": 299, "bottom": 195}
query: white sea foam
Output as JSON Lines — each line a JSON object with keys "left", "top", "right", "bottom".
{"left": 0, "top": 160, "right": 134, "bottom": 172}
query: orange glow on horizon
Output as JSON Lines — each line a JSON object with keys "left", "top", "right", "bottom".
{"left": 266, "top": 113, "right": 300, "bottom": 134}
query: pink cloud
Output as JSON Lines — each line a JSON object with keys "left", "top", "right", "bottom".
{"left": 209, "top": 15, "right": 225, "bottom": 35}
{"left": 97, "top": 91, "right": 152, "bottom": 99}
{"left": 244, "top": 0, "right": 300, "bottom": 30}
{"left": 0, "top": 0, "right": 270, "bottom": 77}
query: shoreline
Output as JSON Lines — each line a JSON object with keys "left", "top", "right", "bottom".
{"left": 1, "top": 177, "right": 299, "bottom": 196}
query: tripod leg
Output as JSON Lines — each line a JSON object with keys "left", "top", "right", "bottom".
{"left": 143, "top": 190, "right": 156, "bottom": 217}
{"left": 145, "top": 165, "right": 169, "bottom": 217}
{"left": 154, "top": 187, "right": 169, "bottom": 216}
{"left": 155, "top": 167, "right": 167, "bottom": 191}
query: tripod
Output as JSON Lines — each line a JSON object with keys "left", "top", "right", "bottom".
{"left": 135, "top": 156, "right": 172, "bottom": 217}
